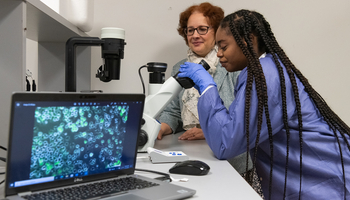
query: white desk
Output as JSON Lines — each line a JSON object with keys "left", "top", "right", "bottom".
{"left": 0, "top": 134, "right": 262, "bottom": 199}
{"left": 136, "top": 133, "right": 262, "bottom": 199}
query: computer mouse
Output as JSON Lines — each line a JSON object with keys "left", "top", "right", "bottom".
{"left": 169, "top": 160, "right": 210, "bottom": 176}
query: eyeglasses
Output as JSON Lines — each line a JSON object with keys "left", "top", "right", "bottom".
{"left": 184, "top": 26, "right": 210, "bottom": 36}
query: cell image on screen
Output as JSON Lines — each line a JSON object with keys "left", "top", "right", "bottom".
{"left": 29, "top": 105, "right": 129, "bottom": 179}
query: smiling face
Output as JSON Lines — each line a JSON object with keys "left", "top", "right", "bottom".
{"left": 186, "top": 12, "right": 216, "bottom": 57}
{"left": 216, "top": 26, "right": 248, "bottom": 72}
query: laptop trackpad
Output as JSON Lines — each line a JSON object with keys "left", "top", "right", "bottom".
{"left": 103, "top": 194, "right": 148, "bottom": 200}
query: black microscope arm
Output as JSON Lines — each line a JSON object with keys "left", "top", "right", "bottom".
{"left": 65, "top": 37, "right": 104, "bottom": 92}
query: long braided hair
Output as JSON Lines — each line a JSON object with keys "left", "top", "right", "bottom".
{"left": 220, "top": 9, "right": 350, "bottom": 200}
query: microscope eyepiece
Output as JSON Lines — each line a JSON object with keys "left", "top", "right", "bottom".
{"left": 198, "top": 59, "right": 210, "bottom": 71}
{"left": 174, "top": 59, "right": 210, "bottom": 89}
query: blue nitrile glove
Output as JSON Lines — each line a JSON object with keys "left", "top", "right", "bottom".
{"left": 178, "top": 62, "right": 216, "bottom": 94}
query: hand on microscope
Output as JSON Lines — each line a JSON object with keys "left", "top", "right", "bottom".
{"left": 178, "top": 62, "right": 217, "bottom": 94}
{"left": 178, "top": 127, "right": 205, "bottom": 140}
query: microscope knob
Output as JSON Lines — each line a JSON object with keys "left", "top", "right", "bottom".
{"left": 138, "top": 129, "right": 148, "bottom": 146}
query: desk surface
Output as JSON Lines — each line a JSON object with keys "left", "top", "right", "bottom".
{"left": 136, "top": 133, "right": 262, "bottom": 199}
{"left": 0, "top": 134, "right": 262, "bottom": 200}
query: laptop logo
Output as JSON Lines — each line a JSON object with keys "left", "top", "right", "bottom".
{"left": 74, "top": 178, "right": 83, "bottom": 182}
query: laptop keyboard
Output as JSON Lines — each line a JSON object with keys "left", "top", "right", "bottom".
{"left": 22, "top": 177, "right": 159, "bottom": 200}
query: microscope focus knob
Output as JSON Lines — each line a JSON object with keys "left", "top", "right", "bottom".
{"left": 138, "top": 129, "right": 148, "bottom": 146}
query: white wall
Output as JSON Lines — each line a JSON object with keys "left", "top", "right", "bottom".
{"left": 86, "top": 0, "right": 350, "bottom": 125}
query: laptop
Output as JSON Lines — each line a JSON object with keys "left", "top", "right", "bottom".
{"left": 4, "top": 92, "right": 196, "bottom": 200}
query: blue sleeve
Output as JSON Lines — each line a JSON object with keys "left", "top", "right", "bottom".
{"left": 198, "top": 84, "right": 252, "bottom": 159}
{"left": 198, "top": 56, "right": 287, "bottom": 159}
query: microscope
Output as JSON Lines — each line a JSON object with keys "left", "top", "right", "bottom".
{"left": 137, "top": 60, "right": 209, "bottom": 152}
{"left": 65, "top": 27, "right": 209, "bottom": 152}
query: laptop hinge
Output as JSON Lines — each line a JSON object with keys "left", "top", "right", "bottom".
{"left": 18, "top": 191, "right": 32, "bottom": 197}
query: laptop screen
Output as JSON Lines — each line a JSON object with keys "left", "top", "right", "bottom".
{"left": 6, "top": 92, "right": 144, "bottom": 194}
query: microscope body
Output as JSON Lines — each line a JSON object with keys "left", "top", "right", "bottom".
{"left": 138, "top": 77, "right": 183, "bottom": 152}
{"left": 137, "top": 60, "right": 209, "bottom": 152}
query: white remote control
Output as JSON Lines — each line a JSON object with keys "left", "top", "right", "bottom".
{"left": 147, "top": 147, "right": 189, "bottom": 163}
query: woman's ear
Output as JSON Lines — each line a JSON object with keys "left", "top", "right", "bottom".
{"left": 242, "top": 34, "right": 255, "bottom": 47}
{"left": 243, "top": 39, "right": 247, "bottom": 46}
{"left": 251, "top": 34, "right": 258, "bottom": 46}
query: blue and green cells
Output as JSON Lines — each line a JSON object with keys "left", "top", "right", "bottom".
{"left": 29, "top": 105, "right": 129, "bottom": 179}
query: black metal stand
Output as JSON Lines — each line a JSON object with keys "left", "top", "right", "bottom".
{"left": 65, "top": 37, "right": 104, "bottom": 92}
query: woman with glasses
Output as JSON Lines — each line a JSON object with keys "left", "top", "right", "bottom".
{"left": 157, "top": 2, "right": 236, "bottom": 142}
{"left": 158, "top": 3, "right": 238, "bottom": 140}
{"left": 156, "top": 2, "right": 264, "bottom": 197}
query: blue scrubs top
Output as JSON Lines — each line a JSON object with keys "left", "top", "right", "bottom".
{"left": 198, "top": 53, "right": 350, "bottom": 199}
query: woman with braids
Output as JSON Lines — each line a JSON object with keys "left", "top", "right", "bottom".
{"left": 156, "top": 3, "right": 266, "bottom": 196}
{"left": 178, "top": 9, "right": 350, "bottom": 200}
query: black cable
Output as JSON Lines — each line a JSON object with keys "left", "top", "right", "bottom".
{"left": 25, "top": 75, "right": 37, "bottom": 92}
{"left": 135, "top": 168, "right": 171, "bottom": 182}
{"left": 138, "top": 65, "right": 148, "bottom": 94}
{"left": 26, "top": 76, "right": 30, "bottom": 91}
{"left": 0, "top": 152, "right": 7, "bottom": 184}
{"left": 32, "top": 79, "right": 36, "bottom": 91}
